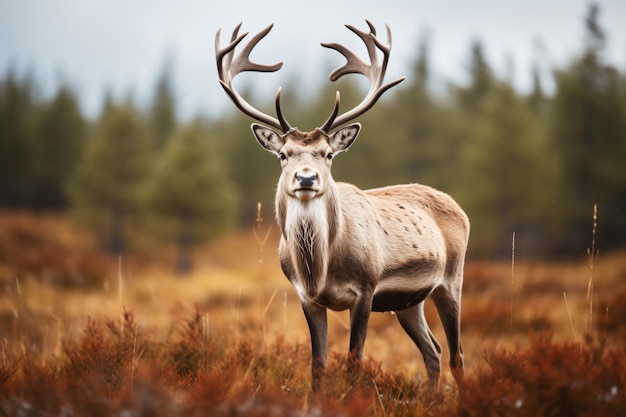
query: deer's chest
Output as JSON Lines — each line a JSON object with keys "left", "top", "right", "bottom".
{"left": 279, "top": 242, "right": 368, "bottom": 310}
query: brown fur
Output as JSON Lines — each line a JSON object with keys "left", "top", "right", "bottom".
{"left": 252, "top": 125, "right": 470, "bottom": 389}
{"left": 216, "top": 20, "right": 463, "bottom": 390}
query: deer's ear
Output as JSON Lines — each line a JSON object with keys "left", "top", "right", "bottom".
{"left": 329, "top": 123, "right": 360, "bottom": 153}
{"left": 252, "top": 124, "right": 284, "bottom": 154}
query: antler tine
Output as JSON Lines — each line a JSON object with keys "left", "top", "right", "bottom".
{"left": 319, "top": 20, "right": 405, "bottom": 133}
{"left": 215, "top": 23, "right": 292, "bottom": 132}
{"left": 215, "top": 23, "right": 245, "bottom": 82}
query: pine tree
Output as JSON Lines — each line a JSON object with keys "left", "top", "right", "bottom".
{"left": 29, "top": 84, "right": 86, "bottom": 209}
{"left": 69, "top": 98, "right": 151, "bottom": 255}
{"left": 218, "top": 109, "right": 277, "bottom": 223}
{"left": 550, "top": 3, "right": 626, "bottom": 249}
{"left": 0, "top": 70, "right": 38, "bottom": 207}
{"left": 144, "top": 120, "right": 237, "bottom": 273}
{"left": 457, "top": 39, "right": 494, "bottom": 113}
{"left": 528, "top": 65, "right": 548, "bottom": 116}
{"left": 460, "top": 83, "right": 560, "bottom": 256}
{"left": 149, "top": 59, "right": 177, "bottom": 150}
{"left": 390, "top": 33, "right": 463, "bottom": 191}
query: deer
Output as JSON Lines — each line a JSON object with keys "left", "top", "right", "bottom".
{"left": 215, "top": 20, "right": 470, "bottom": 390}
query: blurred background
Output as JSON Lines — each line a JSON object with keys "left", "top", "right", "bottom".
{"left": 1, "top": 0, "right": 625, "bottom": 275}
{"left": 2, "top": 3, "right": 626, "bottom": 395}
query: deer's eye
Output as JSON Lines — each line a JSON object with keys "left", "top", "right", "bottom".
{"left": 278, "top": 152, "right": 287, "bottom": 161}
{"left": 327, "top": 152, "right": 334, "bottom": 161}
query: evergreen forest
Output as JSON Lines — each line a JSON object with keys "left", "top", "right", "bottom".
{"left": 1, "top": 4, "right": 624, "bottom": 261}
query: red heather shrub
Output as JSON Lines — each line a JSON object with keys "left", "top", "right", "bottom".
{"left": 0, "top": 213, "right": 111, "bottom": 289}
{"left": 458, "top": 333, "right": 626, "bottom": 417}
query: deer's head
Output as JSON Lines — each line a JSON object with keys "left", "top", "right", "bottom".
{"left": 252, "top": 124, "right": 359, "bottom": 201}
{"left": 215, "top": 20, "right": 404, "bottom": 202}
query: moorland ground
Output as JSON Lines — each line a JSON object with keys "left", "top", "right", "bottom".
{"left": 1, "top": 212, "right": 625, "bottom": 416}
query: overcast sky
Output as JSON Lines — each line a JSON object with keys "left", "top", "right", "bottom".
{"left": 2, "top": 0, "right": 625, "bottom": 119}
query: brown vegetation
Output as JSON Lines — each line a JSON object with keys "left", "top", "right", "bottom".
{"left": 1, "top": 212, "right": 625, "bottom": 416}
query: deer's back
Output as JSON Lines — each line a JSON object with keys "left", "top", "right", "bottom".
{"left": 336, "top": 181, "right": 469, "bottom": 287}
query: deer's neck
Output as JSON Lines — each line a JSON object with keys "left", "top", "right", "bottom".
{"left": 276, "top": 187, "right": 341, "bottom": 295}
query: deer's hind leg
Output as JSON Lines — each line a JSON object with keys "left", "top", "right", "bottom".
{"left": 395, "top": 302, "right": 442, "bottom": 387}
{"left": 431, "top": 281, "right": 464, "bottom": 383}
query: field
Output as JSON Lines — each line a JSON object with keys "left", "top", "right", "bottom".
{"left": 1, "top": 212, "right": 625, "bottom": 416}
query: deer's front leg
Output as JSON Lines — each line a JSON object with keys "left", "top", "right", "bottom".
{"left": 302, "top": 301, "right": 328, "bottom": 391}
{"left": 348, "top": 292, "right": 373, "bottom": 372}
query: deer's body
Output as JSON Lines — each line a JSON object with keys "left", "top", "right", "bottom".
{"left": 216, "top": 20, "right": 470, "bottom": 389}
{"left": 278, "top": 181, "right": 468, "bottom": 313}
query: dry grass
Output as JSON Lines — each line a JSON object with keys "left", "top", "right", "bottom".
{"left": 1, "top": 212, "right": 626, "bottom": 416}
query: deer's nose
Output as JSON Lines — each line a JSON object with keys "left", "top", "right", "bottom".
{"left": 296, "top": 173, "right": 318, "bottom": 187}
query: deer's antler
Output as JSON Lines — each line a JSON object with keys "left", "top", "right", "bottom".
{"left": 319, "top": 20, "right": 405, "bottom": 133}
{"left": 215, "top": 23, "right": 292, "bottom": 132}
